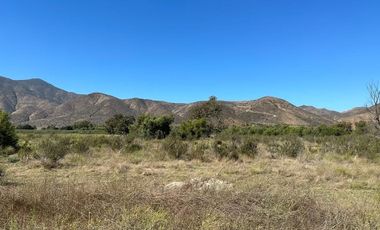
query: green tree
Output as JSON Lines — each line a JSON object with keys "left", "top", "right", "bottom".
{"left": 174, "top": 118, "right": 211, "bottom": 139}
{"left": 134, "top": 114, "right": 174, "bottom": 139}
{"left": 188, "top": 96, "right": 226, "bottom": 132}
{"left": 0, "top": 110, "right": 18, "bottom": 149}
{"left": 105, "top": 114, "right": 135, "bottom": 135}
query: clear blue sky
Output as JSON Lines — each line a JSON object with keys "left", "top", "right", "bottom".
{"left": 1, "top": 0, "right": 379, "bottom": 111}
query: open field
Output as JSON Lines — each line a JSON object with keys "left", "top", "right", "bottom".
{"left": 1, "top": 132, "right": 380, "bottom": 229}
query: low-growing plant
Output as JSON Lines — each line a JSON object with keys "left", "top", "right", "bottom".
{"left": 354, "top": 121, "right": 369, "bottom": 135}
{"left": 7, "top": 155, "right": 19, "bottom": 163}
{"left": 267, "top": 136, "right": 304, "bottom": 158}
{"left": 162, "top": 137, "right": 188, "bottom": 159}
{"left": 108, "top": 136, "right": 125, "bottom": 151}
{"left": 213, "top": 139, "right": 239, "bottom": 160}
{"left": 239, "top": 137, "right": 258, "bottom": 158}
{"left": 37, "top": 136, "right": 72, "bottom": 168}
{"left": 0, "top": 146, "right": 16, "bottom": 156}
{"left": 17, "top": 140, "right": 35, "bottom": 160}
{"left": 188, "top": 142, "right": 210, "bottom": 162}
{"left": 71, "top": 138, "right": 91, "bottom": 154}
{"left": 124, "top": 143, "right": 143, "bottom": 153}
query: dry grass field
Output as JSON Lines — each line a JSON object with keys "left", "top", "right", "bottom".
{"left": 1, "top": 133, "right": 380, "bottom": 229}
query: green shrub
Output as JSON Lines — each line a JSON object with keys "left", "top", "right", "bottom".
{"left": 37, "top": 136, "right": 72, "bottom": 168}
{"left": 212, "top": 139, "right": 239, "bottom": 160}
{"left": 7, "top": 155, "right": 19, "bottom": 163}
{"left": 16, "top": 124, "right": 36, "bottom": 130}
{"left": 124, "top": 143, "right": 143, "bottom": 153}
{"left": 73, "top": 120, "right": 95, "bottom": 130}
{"left": 354, "top": 121, "right": 369, "bottom": 135}
{"left": 105, "top": 114, "right": 135, "bottom": 135}
{"left": 0, "top": 146, "right": 16, "bottom": 156}
{"left": 71, "top": 138, "right": 91, "bottom": 154}
{"left": 0, "top": 110, "right": 18, "bottom": 149}
{"left": 108, "top": 136, "right": 125, "bottom": 151}
{"left": 134, "top": 115, "right": 174, "bottom": 139}
{"left": 174, "top": 118, "right": 211, "bottom": 140}
{"left": 162, "top": 137, "right": 188, "bottom": 159}
{"left": 267, "top": 137, "right": 304, "bottom": 158}
{"left": 318, "top": 135, "right": 380, "bottom": 160}
{"left": 220, "top": 122, "right": 356, "bottom": 138}
{"left": 188, "top": 142, "right": 210, "bottom": 162}
{"left": 239, "top": 137, "right": 258, "bottom": 157}
{"left": 17, "top": 140, "right": 35, "bottom": 160}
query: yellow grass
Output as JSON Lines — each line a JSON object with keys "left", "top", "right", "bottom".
{"left": 1, "top": 135, "right": 380, "bottom": 229}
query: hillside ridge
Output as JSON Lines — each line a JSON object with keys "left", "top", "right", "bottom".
{"left": 0, "top": 76, "right": 369, "bottom": 127}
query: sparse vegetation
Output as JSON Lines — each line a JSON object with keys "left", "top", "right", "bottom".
{"left": 36, "top": 136, "right": 72, "bottom": 168}
{"left": 162, "top": 136, "right": 188, "bottom": 159}
{"left": 1, "top": 118, "right": 380, "bottom": 228}
{"left": 267, "top": 136, "right": 304, "bottom": 158}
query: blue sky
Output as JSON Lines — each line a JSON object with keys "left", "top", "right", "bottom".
{"left": 1, "top": 0, "right": 379, "bottom": 111}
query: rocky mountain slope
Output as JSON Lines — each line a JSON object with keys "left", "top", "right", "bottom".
{"left": 0, "top": 76, "right": 370, "bottom": 127}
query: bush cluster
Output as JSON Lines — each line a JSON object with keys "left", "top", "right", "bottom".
{"left": 16, "top": 124, "right": 36, "bottom": 130}
{"left": 105, "top": 114, "right": 135, "bottom": 135}
{"left": 173, "top": 118, "right": 211, "bottom": 140}
{"left": 37, "top": 136, "right": 72, "bottom": 168}
{"left": 212, "top": 136, "right": 258, "bottom": 160}
{"left": 133, "top": 115, "right": 174, "bottom": 139}
{"left": 73, "top": 120, "right": 95, "bottom": 130}
{"left": 318, "top": 135, "right": 380, "bottom": 159}
{"left": 267, "top": 136, "right": 304, "bottom": 158}
{"left": 162, "top": 137, "right": 188, "bottom": 159}
{"left": 222, "top": 122, "right": 359, "bottom": 137}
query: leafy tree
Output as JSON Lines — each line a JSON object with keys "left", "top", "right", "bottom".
{"left": 174, "top": 118, "right": 212, "bottom": 139}
{"left": 134, "top": 114, "right": 174, "bottom": 139}
{"left": 73, "top": 120, "right": 94, "bottom": 130}
{"left": 105, "top": 114, "right": 135, "bottom": 135}
{"left": 188, "top": 96, "right": 226, "bottom": 132}
{"left": 0, "top": 110, "right": 18, "bottom": 149}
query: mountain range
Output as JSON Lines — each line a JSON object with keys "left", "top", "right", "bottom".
{"left": 0, "top": 76, "right": 371, "bottom": 127}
